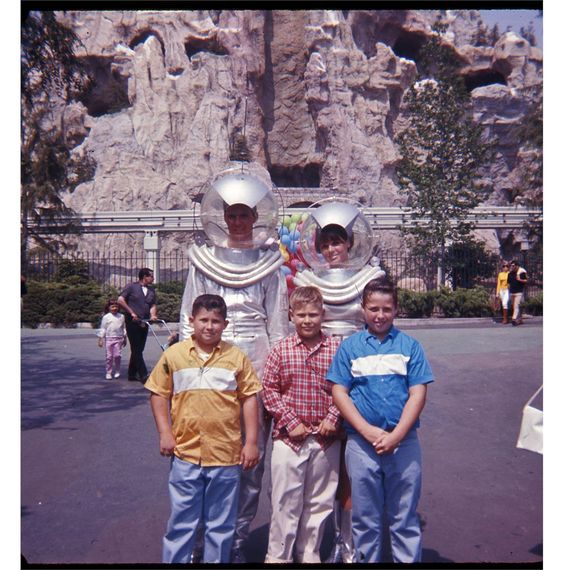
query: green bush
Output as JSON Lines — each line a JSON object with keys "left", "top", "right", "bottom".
{"left": 155, "top": 281, "right": 185, "bottom": 296}
{"left": 522, "top": 291, "right": 543, "bottom": 316}
{"left": 434, "top": 286, "right": 491, "bottom": 318}
{"left": 21, "top": 280, "right": 107, "bottom": 328}
{"left": 156, "top": 291, "right": 182, "bottom": 323}
{"left": 397, "top": 289, "right": 437, "bottom": 317}
{"left": 54, "top": 259, "right": 91, "bottom": 283}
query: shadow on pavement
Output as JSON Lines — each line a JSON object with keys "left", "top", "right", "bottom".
{"left": 21, "top": 337, "right": 146, "bottom": 431}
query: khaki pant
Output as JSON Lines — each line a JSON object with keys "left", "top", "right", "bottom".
{"left": 511, "top": 292, "right": 523, "bottom": 321}
{"left": 266, "top": 437, "right": 340, "bottom": 563}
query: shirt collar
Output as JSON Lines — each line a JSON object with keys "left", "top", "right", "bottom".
{"left": 188, "top": 335, "right": 223, "bottom": 356}
{"left": 291, "top": 331, "right": 328, "bottom": 350}
{"left": 363, "top": 324, "right": 397, "bottom": 344}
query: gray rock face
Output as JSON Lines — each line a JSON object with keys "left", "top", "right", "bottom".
{"left": 50, "top": 9, "right": 541, "bottom": 254}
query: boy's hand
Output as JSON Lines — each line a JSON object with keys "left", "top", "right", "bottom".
{"left": 288, "top": 423, "right": 312, "bottom": 440}
{"left": 97, "top": 338, "right": 103, "bottom": 348}
{"left": 316, "top": 418, "right": 337, "bottom": 437}
{"left": 159, "top": 433, "right": 176, "bottom": 457}
{"left": 373, "top": 431, "right": 401, "bottom": 455}
{"left": 240, "top": 443, "right": 259, "bottom": 470}
{"left": 362, "top": 425, "right": 388, "bottom": 447}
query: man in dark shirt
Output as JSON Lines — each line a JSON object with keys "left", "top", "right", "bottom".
{"left": 118, "top": 268, "right": 158, "bottom": 382}
{"left": 507, "top": 259, "right": 527, "bottom": 326}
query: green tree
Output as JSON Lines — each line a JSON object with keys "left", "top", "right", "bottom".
{"left": 489, "top": 23, "right": 500, "bottom": 44}
{"left": 21, "top": 11, "right": 95, "bottom": 272}
{"left": 512, "top": 92, "right": 543, "bottom": 250}
{"left": 395, "top": 20, "right": 492, "bottom": 287}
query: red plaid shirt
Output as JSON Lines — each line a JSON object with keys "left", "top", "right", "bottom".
{"left": 262, "top": 332, "right": 342, "bottom": 452}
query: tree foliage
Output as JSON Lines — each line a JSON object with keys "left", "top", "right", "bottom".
{"left": 21, "top": 11, "right": 95, "bottom": 270}
{"left": 395, "top": 20, "right": 493, "bottom": 283}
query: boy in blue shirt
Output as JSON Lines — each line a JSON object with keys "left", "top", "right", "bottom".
{"left": 328, "top": 277, "right": 434, "bottom": 563}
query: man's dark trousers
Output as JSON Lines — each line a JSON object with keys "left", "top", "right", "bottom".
{"left": 125, "top": 317, "right": 149, "bottom": 382}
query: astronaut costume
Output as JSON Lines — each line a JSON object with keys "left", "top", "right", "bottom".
{"left": 293, "top": 198, "right": 385, "bottom": 563}
{"left": 179, "top": 163, "right": 289, "bottom": 561}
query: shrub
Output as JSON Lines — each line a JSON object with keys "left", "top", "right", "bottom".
{"left": 54, "top": 259, "right": 91, "bottom": 283}
{"left": 155, "top": 281, "right": 185, "bottom": 296}
{"left": 21, "top": 279, "right": 107, "bottom": 328}
{"left": 434, "top": 286, "right": 491, "bottom": 318}
{"left": 397, "top": 289, "right": 437, "bottom": 318}
{"left": 156, "top": 291, "right": 182, "bottom": 323}
{"left": 522, "top": 291, "right": 543, "bottom": 316}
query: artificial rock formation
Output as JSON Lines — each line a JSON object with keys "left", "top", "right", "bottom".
{"left": 50, "top": 9, "right": 542, "bottom": 255}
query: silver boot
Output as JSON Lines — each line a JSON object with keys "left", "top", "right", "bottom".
{"left": 327, "top": 504, "right": 356, "bottom": 563}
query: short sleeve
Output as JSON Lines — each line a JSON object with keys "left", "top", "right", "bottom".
{"left": 407, "top": 340, "right": 434, "bottom": 387}
{"left": 326, "top": 342, "right": 353, "bottom": 389}
{"left": 145, "top": 352, "right": 173, "bottom": 398}
{"left": 237, "top": 353, "right": 261, "bottom": 398}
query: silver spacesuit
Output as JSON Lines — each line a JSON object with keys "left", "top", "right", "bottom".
{"left": 179, "top": 163, "right": 289, "bottom": 561}
{"left": 293, "top": 198, "right": 385, "bottom": 563}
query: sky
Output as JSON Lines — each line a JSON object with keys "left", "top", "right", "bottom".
{"left": 480, "top": 8, "right": 543, "bottom": 48}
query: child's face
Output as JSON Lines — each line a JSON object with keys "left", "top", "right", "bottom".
{"left": 189, "top": 308, "right": 228, "bottom": 348}
{"left": 109, "top": 304, "right": 119, "bottom": 314}
{"left": 362, "top": 292, "right": 397, "bottom": 340}
{"left": 290, "top": 302, "right": 324, "bottom": 343}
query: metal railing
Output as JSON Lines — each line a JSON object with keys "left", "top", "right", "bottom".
{"left": 25, "top": 250, "right": 542, "bottom": 298}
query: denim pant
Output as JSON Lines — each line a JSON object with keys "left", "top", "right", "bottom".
{"left": 162, "top": 456, "right": 241, "bottom": 563}
{"left": 345, "top": 431, "right": 422, "bottom": 563}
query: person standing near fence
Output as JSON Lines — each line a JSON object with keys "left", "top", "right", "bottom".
{"left": 496, "top": 261, "right": 510, "bottom": 324}
{"left": 508, "top": 259, "right": 527, "bottom": 326}
{"left": 118, "top": 268, "right": 158, "bottom": 382}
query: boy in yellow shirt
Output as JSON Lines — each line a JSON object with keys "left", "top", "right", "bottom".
{"left": 145, "top": 294, "right": 260, "bottom": 563}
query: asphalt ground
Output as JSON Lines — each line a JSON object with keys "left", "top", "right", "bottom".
{"left": 20, "top": 318, "right": 543, "bottom": 568}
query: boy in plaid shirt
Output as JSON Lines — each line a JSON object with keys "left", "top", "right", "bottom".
{"left": 262, "top": 286, "right": 342, "bottom": 563}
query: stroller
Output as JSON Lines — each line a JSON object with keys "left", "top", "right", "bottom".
{"left": 141, "top": 319, "right": 176, "bottom": 351}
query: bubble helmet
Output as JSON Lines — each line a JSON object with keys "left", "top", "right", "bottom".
{"left": 200, "top": 163, "right": 279, "bottom": 249}
{"left": 299, "top": 197, "right": 374, "bottom": 274}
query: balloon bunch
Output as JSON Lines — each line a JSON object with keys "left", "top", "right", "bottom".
{"left": 278, "top": 212, "right": 308, "bottom": 295}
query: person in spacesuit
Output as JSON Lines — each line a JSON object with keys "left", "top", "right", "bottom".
{"left": 179, "top": 163, "right": 289, "bottom": 563}
{"left": 293, "top": 198, "right": 385, "bottom": 563}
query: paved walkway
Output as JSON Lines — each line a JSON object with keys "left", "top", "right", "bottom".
{"left": 20, "top": 319, "right": 543, "bottom": 566}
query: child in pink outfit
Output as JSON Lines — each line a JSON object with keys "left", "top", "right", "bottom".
{"left": 98, "top": 299, "right": 127, "bottom": 379}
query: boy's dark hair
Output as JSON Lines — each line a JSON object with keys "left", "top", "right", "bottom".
{"left": 192, "top": 294, "right": 228, "bottom": 320}
{"left": 362, "top": 277, "right": 398, "bottom": 307}
{"left": 289, "top": 286, "right": 324, "bottom": 311}
{"left": 138, "top": 268, "right": 154, "bottom": 280}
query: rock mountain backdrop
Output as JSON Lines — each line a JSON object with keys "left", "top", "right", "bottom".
{"left": 52, "top": 9, "right": 542, "bottom": 255}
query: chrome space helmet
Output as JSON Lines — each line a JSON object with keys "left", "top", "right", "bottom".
{"left": 299, "top": 197, "right": 374, "bottom": 272}
{"left": 199, "top": 163, "right": 279, "bottom": 249}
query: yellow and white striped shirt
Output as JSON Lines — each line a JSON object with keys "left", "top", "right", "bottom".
{"left": 145, "top": 337, "right": 260, "bottom": 466}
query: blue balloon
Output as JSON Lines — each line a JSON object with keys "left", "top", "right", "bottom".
{"left": 279, "top": 225, "right": 289, "bottom": 236}
{"left": 280, "top": 265, "right": 292, "bottom": 275}
{"left": 280, "top": 234, "right": 291, "bottom": 246}
{"left": 289, "top": 229, "right": 300, "bottom": 241}
{"left": 288, "top": 240, "right": 298, "bottom": 253}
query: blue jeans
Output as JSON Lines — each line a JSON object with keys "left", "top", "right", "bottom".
{"left": 162, "top": 456, "right": 241, "bottom": 563}
{"left": 345, "top": 431, "right": 422, "bottom": 563}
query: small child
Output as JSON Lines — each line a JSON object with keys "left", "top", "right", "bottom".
{"left": 262, "top": 286, "right": 342, "bottom": 563}
{"left": 327, "top": 277, "right": 434, "bottom": 563}
{"left": 98, "top": 299, "right": 126, "bottom": 380}
{"left": 145, "top": 294, "right": 260, "bottom": 564}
